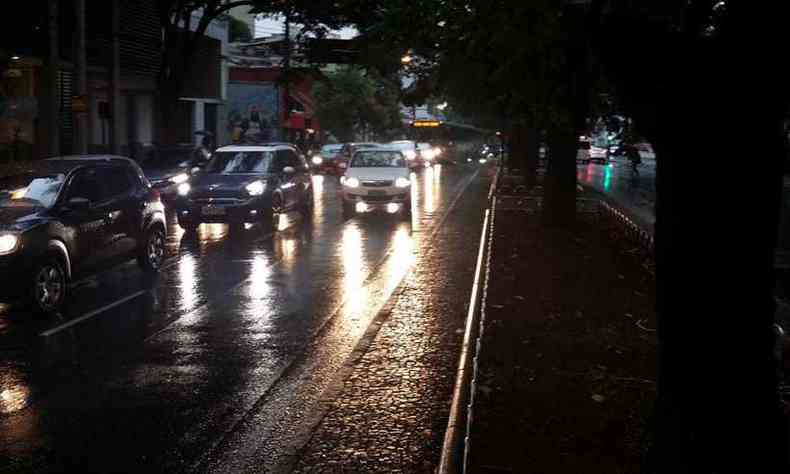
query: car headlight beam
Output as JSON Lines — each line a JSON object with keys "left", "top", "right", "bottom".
{"left": 170, "top": 173, "right": 189, "bottom": 184}
{"left": 177, "top": 182, "right": 191, "bottom": 196}
{"left": 344, "top": 177, "right": 360, "bottom": 188}
{"left": 395, "top": 177, "right": 411, "bottom": 188}
{"left": 0, "top": 234, "right": 19, "bottom": 255}
{"left": 245, "top": 180, "right": 266, "bottom": 196}
{"left": 403, "top": 150, "right": 417, "bottom": 160}
{"left": 312, "top": 155, "right": 323, "bottom": 165}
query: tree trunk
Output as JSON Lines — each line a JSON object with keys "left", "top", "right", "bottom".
{"left": 543, "top": 126, "right": 577, "bottom": 227}
{"left": 647, "top": 85, "right": 788, "bottom": 474}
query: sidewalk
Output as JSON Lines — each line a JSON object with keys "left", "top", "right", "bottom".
{"left": 464, "top": 174, "right": 658, "bottom": 473}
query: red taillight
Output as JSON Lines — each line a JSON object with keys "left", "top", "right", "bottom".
{"left": 150, "top": 189, "right": 161, "bottom": 202}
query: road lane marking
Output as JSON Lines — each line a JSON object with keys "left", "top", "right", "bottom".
{"left": 40, "top": 290, "right": 147, "bottom": 337}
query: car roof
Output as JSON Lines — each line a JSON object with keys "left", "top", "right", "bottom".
{"left": 216, "top": 144, "right": 297, "bottom": 152}
{"left": 353, "top": 146, "right": 402, "bottom": 153}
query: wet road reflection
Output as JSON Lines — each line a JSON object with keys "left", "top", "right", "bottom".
{"left": 0, "top": 164, "right": 483, "bottom": 473}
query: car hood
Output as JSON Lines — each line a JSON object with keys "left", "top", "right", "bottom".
{"left": 143, "top": 165, "right": 190, "bottom": 183}
{"left": 189, "top": 174, "right": 273, "bottom": 197}
{"left": 0, "top": 206, "right": 47, "bottom": 230}
{"left": 344, "top": 168, "right": 409, "bottom": 181}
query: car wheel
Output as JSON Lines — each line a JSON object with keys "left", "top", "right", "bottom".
{"left": 138, "top": 227, "right": 166, "bottom": 273}
{"left": 342, "top": 201, "right": 354, "bottom": 220}
{"left": 30, "top": 256, "right": 67, "bottom": 315}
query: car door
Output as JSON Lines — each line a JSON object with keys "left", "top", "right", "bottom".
{"left": 96, "top": 166, "right": 141, "bottom": 259}
{"left": 59, "top": 168, "right": 111, "bottom": 273}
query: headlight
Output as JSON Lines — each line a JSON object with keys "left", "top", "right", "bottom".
{"left": 344, "top": 177, "right": 360, "bottom": 188}
{"left": 395, "top": 177, "right": 411, "bottom": 188}
{"left": 0, "top": 234, "right": 19, "bottom": 255}
{"left": 170, "top": 173, "right": 189, "bottom": 184}
{"left": 403, "top": 150, "right": 416, "bottom": 160}
{"left": 420, "top": 149, "right": 434, "bottom": 160}
{"left": 434, "top": 147, "right": 442, "bottom": 156}
{"left": 312, "top": 155, "right": 323, "bottom": 165}
{"left": 177, "top": 183, "right": 191, "bottom": 196}
{"left": 245, "top": 180, "right": 266, "bottom": 196}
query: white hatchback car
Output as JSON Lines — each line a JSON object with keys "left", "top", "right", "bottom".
{"left": 341, "top": 148, "right": 413, "bottom": 219}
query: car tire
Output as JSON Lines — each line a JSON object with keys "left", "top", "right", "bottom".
{"left": 29, "top": 255, "right": 68, "bottom": 316}
{"left": 138, "top": 227, "right": 166, "bottom": 273}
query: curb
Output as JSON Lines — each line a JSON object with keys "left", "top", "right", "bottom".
{"left": 438, "top": 169, "right": 499, "bottom": 474}
{"left": 578, "top": 183, "right": 655, "bottom": 252}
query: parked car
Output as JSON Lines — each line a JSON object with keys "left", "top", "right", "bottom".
{"left": 173, "top": 143, "right": 313, "bottom": 232}
{"left": 340, "top": 147, "right": 412, "bottom": 219}
{"left": 310, "top": 143, "right": 345, "bottom": 175}
{"left": 576, "top": 137, "right": 591, "bottom": 164}
{"left": 0, "top": 156, "right": 167, "bottom": 314}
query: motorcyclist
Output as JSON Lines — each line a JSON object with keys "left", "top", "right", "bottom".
{"left": 191, "top": 133, "right": 214, "bottom": 169}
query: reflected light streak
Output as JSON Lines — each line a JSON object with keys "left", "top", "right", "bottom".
{"left": 410, "top": 172, "right": 419, "bottom": 228}
{"left": 386, "top": 226, "right": 415, "bottom": 289}
{"left": 312, "top": 175, "right": 324, "bottom": 217}
{"left": 433, "top": 164, "right": 442, "bottom": 209}
{"left": 177, "top": 254, "right": 199, "bottom": 312}
{"left": 198, "top": 223, "right": 226, "bottom": 241}
{"left": 424, "top": 167, "right": 435, "bottom": 212}
{"left": 340, "top": 224, "right": 369, "bottom": 315}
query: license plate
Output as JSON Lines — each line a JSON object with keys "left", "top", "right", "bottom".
{"left": 368, "top": 190, "right": 387, "bottom": 196}
{"left": 202, "top": 205, "right": 226, "bottom": 216}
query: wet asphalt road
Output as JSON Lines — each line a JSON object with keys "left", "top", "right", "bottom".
{"left": 576, "top": 157, "right": 656, "bottom": 228}
{"left": 0, "top": 164, "right": 490, "bottom": 473}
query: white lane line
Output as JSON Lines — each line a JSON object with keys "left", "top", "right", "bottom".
{"left": 40, "top": 290, "right": 147, "bottom": 337}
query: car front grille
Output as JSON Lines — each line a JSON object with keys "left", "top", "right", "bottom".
{"left": 361, "top": 180, "right": 393, "bottom": 187}
{"left": 191, "top": 197, "right": 245, "bottom": 205}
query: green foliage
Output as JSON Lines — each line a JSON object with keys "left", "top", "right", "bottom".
{"left": 314, "top": 67, "right": 403, "bottom": 142}
{"left": 228, "top": 16, "right": 253, "bottom": 42}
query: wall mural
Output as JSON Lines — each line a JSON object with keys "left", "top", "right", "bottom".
{"left": 227, "top": 82, "right": 280, "bottom": 143}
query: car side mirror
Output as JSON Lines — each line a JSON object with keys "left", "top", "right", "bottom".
{"left": 283, "top": 166, "right": 296, "bottom": 174}
{"left": 66, "top": 197, "right": 91, "bottom": 211}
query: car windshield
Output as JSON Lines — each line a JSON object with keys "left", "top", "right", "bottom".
{"left": 0, "top": 174, "right": 65, "bottom": 208}
{"left": 321, "top": 145, "right": 342, "bottom": 154}
{"left": 206, "top": 151, "right": 274, "bottom": 174}
{"left": 350, "top": 151, "right": 406, "bottom": 168}
{"left": 389, "top": 142, "right": 415, "bottom": 151}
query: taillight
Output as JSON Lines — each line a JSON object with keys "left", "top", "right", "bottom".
{"left": 150, "top": 189, "right": 161, "bottom": 202}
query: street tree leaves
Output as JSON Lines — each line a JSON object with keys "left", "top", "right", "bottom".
{"left": 314, "top": 67, "right": 402, "bottom": 142}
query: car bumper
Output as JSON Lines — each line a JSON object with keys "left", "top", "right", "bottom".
{"left": 174, "top": 198, "right": 268, "bottom": 224}
{"left": 343, "top": 188, "right": 410, "bottom": 209}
